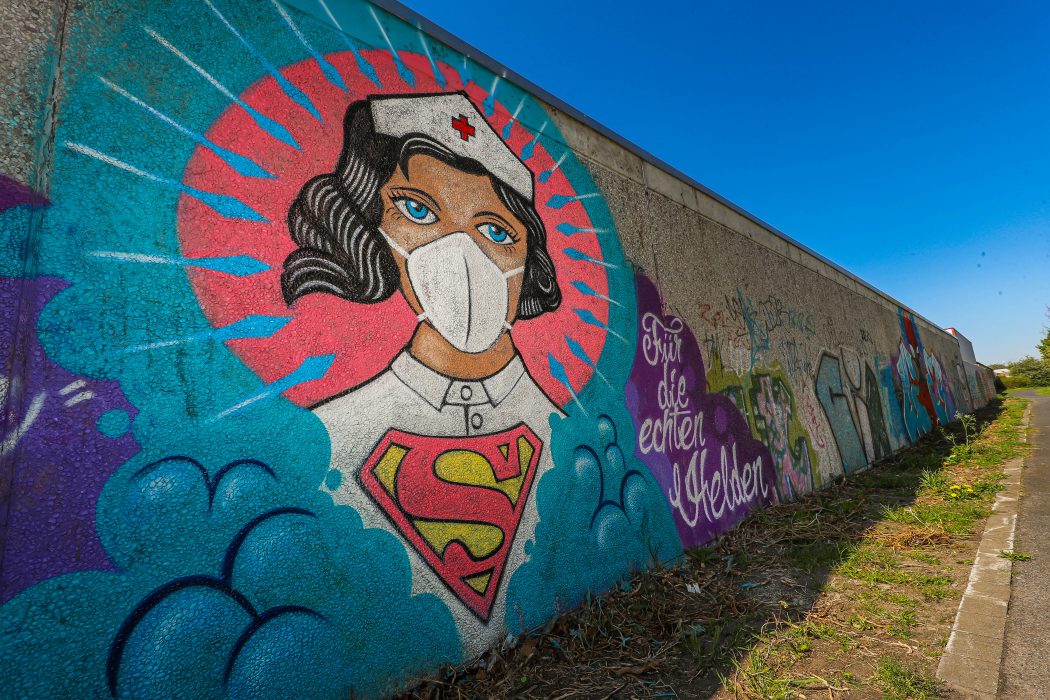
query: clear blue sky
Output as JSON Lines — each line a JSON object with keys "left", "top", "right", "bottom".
{"left": 397, "top": 0, "right": 1050, "bottom": 364}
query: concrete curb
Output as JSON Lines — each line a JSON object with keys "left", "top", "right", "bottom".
{"left": 936, "top": 403, "right": 1032, "bottom": 699}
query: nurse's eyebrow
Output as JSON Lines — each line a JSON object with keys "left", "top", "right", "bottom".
{"left": 474, "top": 211, "right": 516, "bottom": 231}
{"left": 388, "top": 186, "right": 441, "bottom": 212}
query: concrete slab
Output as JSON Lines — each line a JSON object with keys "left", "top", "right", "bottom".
{"left": 937, "top": 402, "right": 1030, "bottom": 698}
{"left": 952, "top": 611, "right": 1006, "bottom": 640}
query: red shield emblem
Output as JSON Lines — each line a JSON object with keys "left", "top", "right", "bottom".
{"left": 358, "top": 423, "right": 542, "bottom": 621}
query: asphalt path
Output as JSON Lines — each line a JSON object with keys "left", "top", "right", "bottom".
{"left": 1000, "top": 390, "right": 1050, "bottom": 698}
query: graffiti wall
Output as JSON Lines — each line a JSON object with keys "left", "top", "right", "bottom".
{"left": 0, "top": 0, "right": 987, "bottom": 696}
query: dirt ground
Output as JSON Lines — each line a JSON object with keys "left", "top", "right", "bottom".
{"left": 397, "top": 397, "right": 1028, "bottom": 700}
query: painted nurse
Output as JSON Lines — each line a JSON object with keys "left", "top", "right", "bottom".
{"left": 281, "top": 91, "right": 562, "bottom": 629}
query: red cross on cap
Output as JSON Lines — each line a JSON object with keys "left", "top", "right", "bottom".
{"left": 451, "top": 114, "right": 475, "bottom": 141}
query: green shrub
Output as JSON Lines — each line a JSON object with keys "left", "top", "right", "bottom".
{"left": 1005, "top": 357, "right": 1050, "bottom": 387}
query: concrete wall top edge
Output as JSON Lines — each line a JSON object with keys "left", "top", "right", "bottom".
{"left": 361, "top": 0, "right": 956, "bottom": 345}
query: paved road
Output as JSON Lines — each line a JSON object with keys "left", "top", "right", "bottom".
{"left": 1000, "top": 390, "right": 1050, "bottom": 698}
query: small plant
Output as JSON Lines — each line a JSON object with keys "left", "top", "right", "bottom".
{"left": 874, "top": 657, "right": 941, "bottom": 700}
{"left": 1000, "top": 550, "right": 1033, "bottom": 562}
{"left": 958, "top": 412, "right": 977, "bottom": 447}
{"left": 919, "top": 468, "right": 946, "bottom": 492}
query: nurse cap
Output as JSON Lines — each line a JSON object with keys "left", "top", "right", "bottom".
{"left": 369, "top": 91, "right": 534, "bottom": 202}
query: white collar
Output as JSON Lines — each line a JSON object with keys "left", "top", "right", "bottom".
{"left": 390, "top": 351, "right": 526, "bottom": 410}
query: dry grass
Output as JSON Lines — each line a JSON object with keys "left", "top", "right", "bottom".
{"left": 398, "top": 398, "right": 1028, "bottom": 700}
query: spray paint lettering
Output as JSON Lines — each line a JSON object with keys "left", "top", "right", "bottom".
{"left": 815, "top": 349, "right": 895, "bottom": 474}
{"left": 628, "top": 275, "right": 776, "bottom": 546}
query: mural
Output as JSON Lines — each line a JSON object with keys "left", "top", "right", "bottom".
{"left": 705, "top": 356, "right": 819, "bottom": 501}
{"left": 891, "top": 309, "right": 957, "bottom": 441}
{"left": 0, "top": 0, "right": 983, "bottom": 696}
{"left": 0, "top": 0, "right": 679, "bottom": 695}
{"left": 626, "top": 275, "right": 777, "bottom": 547}
{"left": 814, "top": 348, "right": 896, "bottom": 474}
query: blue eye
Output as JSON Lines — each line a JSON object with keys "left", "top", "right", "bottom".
{"left": 405, "top": 199, "right": 429, "bottom": 219}
{"left": 394, "top": 197, "right": 438, "bottom": 224}
{"left": 478, "top": 222, "right": 514, "bottom": 245}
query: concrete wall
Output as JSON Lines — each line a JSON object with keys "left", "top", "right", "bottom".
{"left": 947, "top": 328, "right": 997, "bottom": 409}
{"left": 0, "top": 0, "right": 988, "bottom": 696}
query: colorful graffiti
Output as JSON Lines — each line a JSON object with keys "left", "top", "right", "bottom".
{"left": 0, "top": 0, "right": 680, "bottom": 695}
{"left": 814, "top": 348, "right": 897, "bottom": 474}
{"left": 626, "top": 275, "right": 777, "bottom": 547}
{"left": 0, "top": 0, "right": 986, "bottom": 696}
{"left": 891, "top": 310, "right": 957, "bottom": 441}
{"left": 705, "top": 356, "right": 819, "bottom": 501}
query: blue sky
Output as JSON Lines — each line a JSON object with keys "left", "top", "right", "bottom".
{"left": 397, "top": 0, "right": 1050, "bottom": 364}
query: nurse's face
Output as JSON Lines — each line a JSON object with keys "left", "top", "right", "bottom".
{"left": 379, "top": 154, "right": 528, "bottom": 322}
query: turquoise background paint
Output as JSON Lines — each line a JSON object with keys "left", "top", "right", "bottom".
{"left": 0, "top": 0, "right": 679, "bottom": 696}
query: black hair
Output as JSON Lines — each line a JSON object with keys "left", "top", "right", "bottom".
{"left": 281, "top": 97, "right": 561, "bottom": 320}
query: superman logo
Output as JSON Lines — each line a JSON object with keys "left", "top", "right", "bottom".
{"left": 358, "top": 423, "right": 542, "bottom": 621}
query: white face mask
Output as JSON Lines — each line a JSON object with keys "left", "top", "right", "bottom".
{"left": 380, "top": 230, "right": 524, "bottom": 354}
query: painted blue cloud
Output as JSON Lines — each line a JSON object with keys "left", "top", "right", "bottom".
{"left": 0, "top": 453, "right": 462, "bottom": 699}
{"left": 505, "top": 410, "right": 681, "bottom": 633}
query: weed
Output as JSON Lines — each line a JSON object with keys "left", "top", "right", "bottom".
{"left": 725, "top": 652, "right": 797, "bottom": 700}
{"left": 888, "top": 609, "right": 918, "bottom": 640}
{"left": 1000, "top": 550, "right": 1033, "bottom": 562}
{"left": 874, "top": 657, "right": 941, "bottom": 699}
{"left": 905, "top": 551, "right": 940, "bottom": 565}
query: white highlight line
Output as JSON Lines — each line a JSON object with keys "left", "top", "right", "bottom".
{"left": 369, "top": 5, "right": 399, "bottom": 56}
{"left": 510, "top": 98, "right": 526, "bottom": 120}
{"left": 99, "top": 78, "right": 193, "bottom": 140}
{"left": 0, "top": 391, "right": 45, "bottom": 460}
{"left": 316, "top": 0, "right": 344, "bottom": 30}
{"left": 59, "top": 379, "right": 87, "bottom": 395}
{"left": 89, "top": 251, "right": 174, "bottom": 264}
{"left": 65, "top": 142, "right": 160, "bottom": 182}
{"left": 145, "top": 26, "right": 238, "bottom": 102}
{"left": 64, "top": 391, "right": 95, "bottom": 407}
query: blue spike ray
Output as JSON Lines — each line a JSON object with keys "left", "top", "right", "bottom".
{"left": 548, "top": 353, "right": 587, "bottom": 415}
{"left": 212, "top": 315, "right": 292, "bottom": 341}
{"left": 126, "top": 315, "right": 292, "bottom": 353}
{"left": 556, "top": 222, "right": 607, "bottom": 236}
{"left": 64, "top": 142, "right": 268, "bottom": 221}
{"left": 314, "top": 0, "right": 381, "bottom": 87}
{"left": 417, "top": 31, "right": 447, "bottom": 89}
{"left": 563, "top": 247, "right": 617, "bottom": 269}
{"left": 213, "top": 353, "right": 336, "bottom": 421}
{"left": 271, "top": 0, "right": 347, "bottom": 91}
{"left": 520, "top": 121, "right": 548, "bottom": 161}
{"left": 99, "top": 78, "right": 272, "bottom": 179}
{"left": 546, "top": 192, "right": 601, "bottom": 210}
{"left": 564, "top": 336, "right": 612, "bottom": 388}
{"left": 502, "top": 98, "right": 526, "bottom": 140}
{"left": 145, "top": 26, "right": 299, "bottom": 149}
{"left": 89, "top": 250, "right": 270, "bottom": 277}
{"left": 538, "top": 152, "right": 568, "bottom": 184}
{"left": 239, "top": 103, "right": 300, "bottom": 150}
{"left": 574, "top": 308, "right": 628, "bottom": 344}
{"left": 571, "top": 280, "right": 623, "bottom": 308}
{"left": 369, "top": 6, "right": 414, "bottom": 86}
{"left": 203, "top": 0, "right": 323, "bottom": 121}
